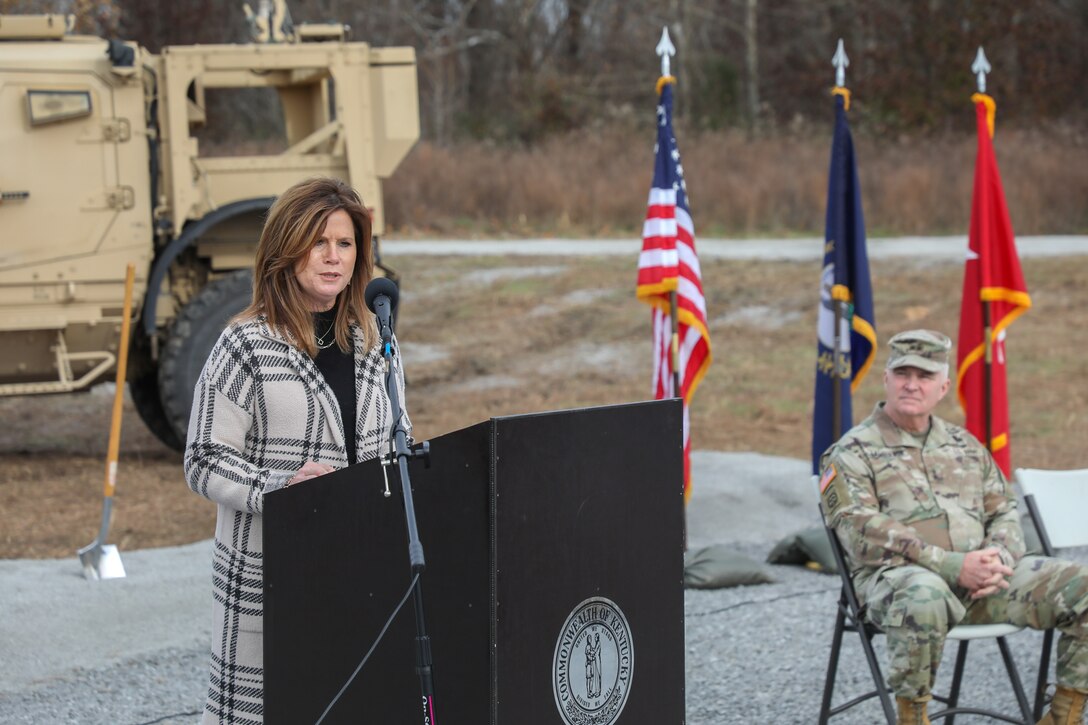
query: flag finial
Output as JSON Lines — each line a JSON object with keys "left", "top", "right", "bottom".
{"left": 972, "top": 46, "right": 991, "bottom": 94}
{"left": 832, "top": 38, "right": 849, "bottom": 88}
{"left": 656, "top": 27, "right": 676, "bottom": 78}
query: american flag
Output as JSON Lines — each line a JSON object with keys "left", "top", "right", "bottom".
{"left": 636, "top": 77, "right": 712, "bottom": 500}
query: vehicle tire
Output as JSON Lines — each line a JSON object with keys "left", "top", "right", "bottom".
{"left": 128, "top": 328, "right": 184, "bottom": 451}
{"left": 159, "top": 270, "right": 253, "bottom": 446}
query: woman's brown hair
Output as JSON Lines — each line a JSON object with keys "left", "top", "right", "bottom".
{"left": 241, "top": 177, "right": 376, "bottom": 355}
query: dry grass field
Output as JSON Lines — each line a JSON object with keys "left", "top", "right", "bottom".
{"left": 384, "top": 124, "right": 1088, "bottom": 238}
{"left": 1, "top": 251, "right": 1084, "bottom": 559}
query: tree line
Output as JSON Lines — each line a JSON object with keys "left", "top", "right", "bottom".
{"left": 5, "top": 0, "right": 1087, "bottom": 143}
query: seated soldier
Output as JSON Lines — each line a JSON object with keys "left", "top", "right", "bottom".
{"left": 819, "top": 329, "right": 1088, "bottom": 725}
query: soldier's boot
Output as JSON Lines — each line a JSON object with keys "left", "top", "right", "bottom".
{"left": 1036, "top": 685, "right": 1088, "bottom": 725}
{"left": 896, "top": 695, "right": 931, "bottom": 725}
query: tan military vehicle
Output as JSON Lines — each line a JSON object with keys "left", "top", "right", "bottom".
{"left": 0, "top": 10, "right": 419, "bottom": 449}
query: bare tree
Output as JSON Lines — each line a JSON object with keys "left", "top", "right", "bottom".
{"left": 744, "top": 0, "right": 759, "bottom": 134}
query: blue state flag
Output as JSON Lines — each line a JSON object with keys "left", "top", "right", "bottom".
{"left": 812, "top": 90, "right": 877, "bottom": 473}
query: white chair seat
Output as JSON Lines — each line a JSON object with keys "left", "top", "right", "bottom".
{"left": 948, "top": 623, "right": 1024, "bottom": 640}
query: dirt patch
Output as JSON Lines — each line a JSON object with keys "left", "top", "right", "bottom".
{"left": 2, "top": 253, "right": 1085, "bottom": 559}
{"left": 0, "top": 391, "right": 208, "bottom": 559}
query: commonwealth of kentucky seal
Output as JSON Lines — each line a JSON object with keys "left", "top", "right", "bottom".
{"left": 552, "top": 597, "right": 633, "bottom": 725}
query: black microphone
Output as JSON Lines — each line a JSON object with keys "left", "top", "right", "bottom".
{"left": 364, "top": 277, "right": 398, "bottom": 348}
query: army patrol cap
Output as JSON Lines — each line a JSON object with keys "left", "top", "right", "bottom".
{"left": 885, "top": 329, "right": 952, "bottom": 373}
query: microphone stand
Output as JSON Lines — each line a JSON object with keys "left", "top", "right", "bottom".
{"left": 380, "top": 337, "right": 437, "bottom": 724}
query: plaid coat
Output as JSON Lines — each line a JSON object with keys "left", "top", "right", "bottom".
{"left": 184, "top": 316, "right": 408, "bottom": 724}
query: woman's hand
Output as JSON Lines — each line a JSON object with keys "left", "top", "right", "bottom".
{"left": 287, "top": 461, "right": 337, "bottom": 486}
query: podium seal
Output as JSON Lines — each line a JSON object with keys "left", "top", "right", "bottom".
{"left": 552, "top": 597, "right": 633, "bottom": 725}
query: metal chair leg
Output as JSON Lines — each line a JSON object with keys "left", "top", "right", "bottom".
{"left": 946, "top": 639, "right": 970, "bottom": 725}
{"left": 823, "top": 601, "right": 896, "bottom": 723}
{"left": 996, "top": 636, "right": 1034, "bottom": 723}
{"left": 820, "top": 605, "right": 847, "bottom": 724}
{"left": 855, "top": 622, "right": 896, "bottom": 723}
{"left": 1035, "top": 628, "right": 1054, "bottom": 721}
{"left": 819, "top": 521, "right": 896, "bottom": 724}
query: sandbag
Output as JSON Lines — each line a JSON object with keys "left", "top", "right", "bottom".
{"left": 684, "top": 544, "right": 775, "bottom": 589}
{"left": 767, "top": 526, "right": 838, "bottom": 574}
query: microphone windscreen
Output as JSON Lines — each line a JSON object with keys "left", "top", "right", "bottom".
{"left": 364, "top": 277, "right": 399, "bottom": 313}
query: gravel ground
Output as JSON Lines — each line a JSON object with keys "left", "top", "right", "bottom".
{"left": 1, "top": 451, "right": 1083, "bottom": 724}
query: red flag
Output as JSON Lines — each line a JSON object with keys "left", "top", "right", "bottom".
{"left": 636, "top": 77, "right": 711, "bottom": 501}
{"left": 956, "top": 93, "right": 1031, "bottom": 477}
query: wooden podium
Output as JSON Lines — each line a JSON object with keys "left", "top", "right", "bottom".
{"left": 264, "top": 399, "right": 685, "bottom": 724}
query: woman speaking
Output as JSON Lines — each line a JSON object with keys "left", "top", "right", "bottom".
{"left": 184, "top": 177, "right": 408, "bottom": 723}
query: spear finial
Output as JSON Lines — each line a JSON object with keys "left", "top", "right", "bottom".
{"left": 832, "top": 38, "right": 849, "bottom": 88}
{"left": 656, "top": 27, "right": 676, "bottom": 77}
{"left": 972, "top": 46, "right": 991, "bottom": 94}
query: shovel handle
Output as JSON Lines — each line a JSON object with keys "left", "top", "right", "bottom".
{"left": 104, "top": 264, "right": 136, "bottom": 498}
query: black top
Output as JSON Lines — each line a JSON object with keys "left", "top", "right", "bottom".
{"left": 311, "top": 309, "right": 358, "bottom": 465}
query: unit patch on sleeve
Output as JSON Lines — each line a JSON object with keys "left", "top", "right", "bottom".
{"left": 820, "top": 462, "right": 845, "bottom": 516}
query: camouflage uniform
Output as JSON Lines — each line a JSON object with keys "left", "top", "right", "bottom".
{"left": 820, "top": 402, "right": 1088, "bottom": 699}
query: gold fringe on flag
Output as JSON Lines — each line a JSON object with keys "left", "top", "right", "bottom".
{"left": 831, "top": 86, "right": 851, "bottom": 111}
{"left": 972, "top": 92, "right": 996, "bottom": 138}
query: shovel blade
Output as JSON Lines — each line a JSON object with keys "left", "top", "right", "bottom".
{"left": 78, "top": 543, "right": 126, "bottom": 581}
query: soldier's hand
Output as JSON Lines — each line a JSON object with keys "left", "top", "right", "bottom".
{"left": 968, "top": 568, "right": 1012, "bottom": 599}
{"left": 958, "top": 547, "right": 1013, "bottom": 596}
{"left": 969, "top": 583, "right": 1005, "bottom": 599}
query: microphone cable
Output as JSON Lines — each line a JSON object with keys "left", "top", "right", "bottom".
{"left": 314, "top": 571, "right": 421, "bottom": 724}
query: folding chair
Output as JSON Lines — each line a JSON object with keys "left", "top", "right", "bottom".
{"left": 812, "top": 476, "right": 1034, "bottom": 724}
{"left": 1016, "top": 467, "right": 1088, "bottom": 720}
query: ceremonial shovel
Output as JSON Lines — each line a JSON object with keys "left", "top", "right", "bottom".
{"left": 78, "top": 264, "right": 136, "bottom": 581}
